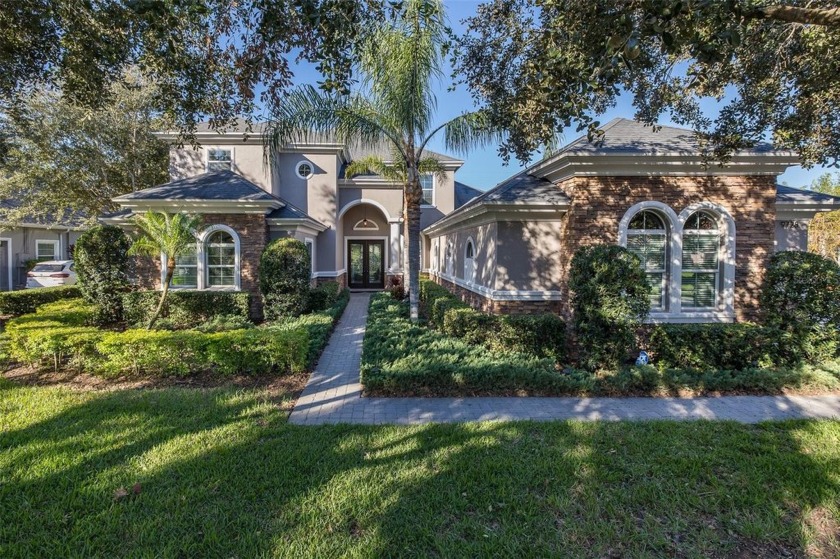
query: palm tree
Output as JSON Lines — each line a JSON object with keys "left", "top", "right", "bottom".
{"left": 129, "top": 211, "right": 201, "bottom": 329}
{"left": 265, "top": 0, "right": 502, "bottom": 321}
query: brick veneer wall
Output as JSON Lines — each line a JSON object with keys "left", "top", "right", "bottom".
{"left": 432, "top": 274, "right": 563, "bottom": 315}
{"left": 556, "top": 175, "right": 777, "bottom": 322}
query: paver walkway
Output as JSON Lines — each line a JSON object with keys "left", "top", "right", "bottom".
{"left": 288, "top": 293, "right": 840, "bottom": 425}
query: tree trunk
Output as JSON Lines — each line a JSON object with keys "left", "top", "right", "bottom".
{"left": 405, "top": 176, "right": 422, "bottom": 322}
{"left": 746, "top": 5, "right": 840, "bottom": 27}
{"left": 148, "top": 256, "right": 174, "bottom": 330}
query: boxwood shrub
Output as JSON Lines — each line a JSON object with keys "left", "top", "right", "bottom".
{"left": 6, "top": 298, "right": 307, "bottom": 377}
{"left": 647, "top": 323, "right": 838, "bottom": 370}
{"left": 362, "top": 293, "right": 840, "bottom": 396}
{"left": 0, "top": 285, "right": 81, "bottom": 317}
{"left": 419, "top": 279, "right": 566, "bottom": 361}
{"left": 122, "top": 290, "right": 251, "bottom": 329}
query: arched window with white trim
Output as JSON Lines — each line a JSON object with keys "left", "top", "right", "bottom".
{"left": 205, "top": 230, "right": 237, "bottom": 288}
{"left": 626, "top": 210, "right": 669, "bottom": 310}
{"left": 681, "top": 211, "right": 721, "bottom": 309}
{"left": 464, "top": 239, "right": 476, "bottom": 283}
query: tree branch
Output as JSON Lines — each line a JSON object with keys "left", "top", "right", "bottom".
{"left": 746, "top": 5, "right": 840, "bottom": 27}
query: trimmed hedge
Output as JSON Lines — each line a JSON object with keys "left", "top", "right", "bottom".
{"left": 419, "top": 279, "right": 566, "bottom": 361}
{"left": 122, "top": 290, "right": 251, "bottom": 329}
{"left": 260, "top": 238, "right": 311, "bottom": 320}
{"left": 761, "top": 250, "right": 840, "bottom": 329}
{"left": 74, "top": 224, "right": 132, "bottom": 324}
{"left": 0, "top": 286, "right": 81, "bottom": 317}
{"left": 361, "top": 293, "right": 840, "bottom": 397}
{"left": 6, "top": 299, "right": 306, "bottom": 377}
{"left": 647, "top": 323, "right": 838, "bottom": 370}
{"left": 6, "top": 287, "right": 350, "bottom": 378}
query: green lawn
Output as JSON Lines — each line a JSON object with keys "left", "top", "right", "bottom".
{"left": 2, "top": 379, "right": 839, "bottom": 558}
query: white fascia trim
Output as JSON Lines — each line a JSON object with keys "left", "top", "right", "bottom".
{"left": 0, "top": 222, "right": 87, "bottom": 232}
{"left": 313, "top": 268, "right": 346, "bottom": 278}
{"left": 267, "top": 218, "right": 329, "bottom": 233}
{"left": 534, "top": 153, "right": 798, "bottom": 182}
{"left": 115, "top": 200, "right": 281, "bottom": 213}
{"left": 776, "top": 204, "right": 840, "bottom": 221}
{"left": 431, "top": 270, "right": 563, "bottom": 302}
{"left": 424, "top": 204, "right": 567, "bottom": 237}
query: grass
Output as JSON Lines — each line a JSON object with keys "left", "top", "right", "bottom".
{"left": 362, "top": 293, "right": 840, "bottom": 397}
{"left": 2, "top": 379, "right": 840, "bottom": 557}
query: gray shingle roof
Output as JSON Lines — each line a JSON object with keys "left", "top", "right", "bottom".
{"left": 776, "top": 184, "right": 840, "bottom": 205}
{"left": 114, "top": 171, "right": 277, "bottom": 202}
{"left": 267, "top": 201, "right": 317, "bottom": 220}
{"left": 455, "top": 181, "right": 484, "bottom": 208}
{"left": 560, "top": 118, "right": 775, "bottom": 155}
{"left": 452, "top": 171, "right": 571, "bottom": 213}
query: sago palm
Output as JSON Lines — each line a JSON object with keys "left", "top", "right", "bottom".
{"left": 129, "top": 211, "right": 201, "bottom": 329}
{"left": 265, "top": 0, "right": 502, "bottom": 321}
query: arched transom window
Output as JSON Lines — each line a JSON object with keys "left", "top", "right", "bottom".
{"left": 205, "top": 230, "right": 236, "bottom": 287}
{"left": 681, "top": 211, "right": 721, "bottom": 309}
{"left": 626, "top": 210, "right": 668, "bottom": 310}
{"left": 464, "top": 239, "right": 476, "bottom": 284}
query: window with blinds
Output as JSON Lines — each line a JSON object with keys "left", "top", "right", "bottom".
{"left": 626, "top": 210, "right": 668, "bottom": 310}
{"left": 681, "top": 211, "right": 720, "bottom": 309}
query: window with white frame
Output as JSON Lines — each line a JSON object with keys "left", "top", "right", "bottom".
{"left": 420, "top": 174, "right": 434, "bottom": 206}
{"left": 36, "top": 240, "right": 59, "bottom": 262}
{"left": 464, "top": 239, "right": 476, "bottom": 283}
{"left": 296, "top": 161, "right": 314, "bottom": 179}
{"left": 681, "top": 211, "right": 721, "bottom": 309}
{"left": 304, "top": 238, "right": 315, "bottom": 277}
{"left": 171, "top": 245, "right": 198, "bottom": 288}
{"left": 205, "top": 230, "right": 236, "bottom": 287}
{"left": 207, "top": 148, "right": 232, "bottom": 171}
{"left": 626, "top": 210, "right": 669, "bottom": 310}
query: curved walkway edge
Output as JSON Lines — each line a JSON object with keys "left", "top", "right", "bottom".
{"left": 288, "top": 294, "right": 840, "bottom": 425}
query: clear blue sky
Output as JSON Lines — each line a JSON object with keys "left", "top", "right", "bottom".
{"left": 281, "top": 0, "right": 828, "bottom": 192}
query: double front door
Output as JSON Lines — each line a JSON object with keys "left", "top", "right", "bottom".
{"left": 348, "top": 240, "right": 385, "bottom": 289}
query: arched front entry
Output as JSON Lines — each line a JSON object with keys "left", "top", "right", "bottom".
{"left": 339, "top": 202, "right": 392, "bottom": 289}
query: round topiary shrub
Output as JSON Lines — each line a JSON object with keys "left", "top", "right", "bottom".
{"left": 569, "top": 244, "right": 650, "bottom": 371}
{"left": 74, "top": 224, "right": 132, "bottom": 324}
{"left": 260, "top": 238, "right": 311, "bottom": 320}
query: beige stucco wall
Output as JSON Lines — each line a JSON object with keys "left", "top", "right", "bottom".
{"left": 0, "top": 227, "right": 82, "bottom": 289}
{"left": 429, "top": 222, "right": 497, "bottom": 290}
{"left": 169, "top": 144, "right": 272, "bottom": 192}
{"left": 495, "top": 220, "right": 564, "bottom": 291}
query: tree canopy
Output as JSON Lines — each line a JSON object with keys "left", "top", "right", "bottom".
{"left": 456, "top": 0, "right": 840, "bottom": 165}
{"left": 0, "top": 71, "right": 168, "bottom": 224}
{"left": 0, "top": 0, "right": 385, "bottom": 136}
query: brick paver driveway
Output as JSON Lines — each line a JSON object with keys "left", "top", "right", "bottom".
{"left": 288, "top": 294, "right": 840, "bottom": 425}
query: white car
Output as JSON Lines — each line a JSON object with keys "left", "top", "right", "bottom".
{"left": 26, "top": 260, "right": 78, "bottom": 288}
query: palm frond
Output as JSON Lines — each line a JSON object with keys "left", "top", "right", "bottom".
{"left": 345, "top": 155, "right": 406, "bottom": 182}
{"left": 128, "top": 211, "right": 200, "bottom": 259}
{"left": 264, "top": 85, "right": 405, "bottom": 162}
{"left": 428, "top": 110, "right": 506, "bottom": 156}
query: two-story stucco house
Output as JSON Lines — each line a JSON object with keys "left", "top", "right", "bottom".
{"left": 103, "top": 121, "right": 481, "bottom": 316}
{"left": 105, "top": 118, "right": 839, "bottom": 321}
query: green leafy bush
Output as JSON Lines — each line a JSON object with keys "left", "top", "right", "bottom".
{"left": 361, "top": 293, "right": 840, "bottom": 396}
{"left": 74, "top": 225, "right": 132, "bottom": 324}
{"left": 492, "top": 314, "right": 566, "bottom": 360}
{"left": 122, "top": 290, "right": 251, "bottom": 329}
{"left": 306, "top": 281, "right": 342, "bottom": 313}
{"left": 260, "top": 238, "right": 311, "bottom": 320}
{"left": 648, "top": 323, "right": 837, "bottom": 370}
{"left": 420, "top": 279, "right": 566, "bottom": 361}
{"left": 275, "top": 287, "right": 350, "bottom": 367}
{"left": 194, "top": 314, "right": 254, "bottom": 333}
{"left": 569, "top": 244, "right": 650, "bottom": 371}
{"left": 6, "top": 299, "right": 308, "bottom": 377}
{"left": 761, "top": 251, "right": 840, "bottom": 327}
{"left": 0, "top": 285, "right": 81, "bottom": 317}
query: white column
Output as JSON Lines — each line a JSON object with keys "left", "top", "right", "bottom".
{"left": 389, "top": 220, "right": 402, "bottom": 272}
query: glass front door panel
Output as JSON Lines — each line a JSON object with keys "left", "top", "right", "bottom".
{"left": 350, "top": 242, "right": 365, "bottom": 285}
{"left": 348, "top": 240, "right": 385, "bottom": 289}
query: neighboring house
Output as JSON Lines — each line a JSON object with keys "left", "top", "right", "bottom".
{"left": 0, "top": 201, "right": 86, "bottom": 290}
{"left": 105, "top": 118, "right": 838, "bottom": 322}
{"left": 425, "top": 118, "right": 839, "bottom": 323}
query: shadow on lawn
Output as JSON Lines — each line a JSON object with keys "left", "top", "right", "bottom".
{"left": 1, "top": 383, "right": 838, "bottom": 557}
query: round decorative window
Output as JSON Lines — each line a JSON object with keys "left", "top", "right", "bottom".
{"left": 296, "top": 161, "right": 313, "bottom": 179}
